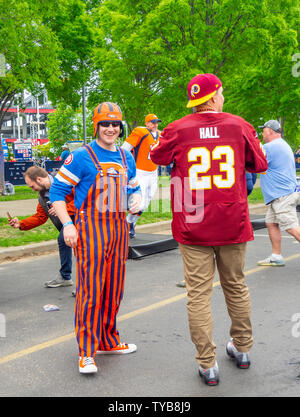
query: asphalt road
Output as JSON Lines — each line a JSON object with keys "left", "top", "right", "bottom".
{"left": 0, "top": 229, "right": 300, "bottom": 399}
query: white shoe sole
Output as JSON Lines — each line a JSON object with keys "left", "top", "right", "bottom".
{"left": 79, "top": 357, "right": 98, "bottom": 373}
{"left": 45, "top": 280, "right": 73, "bottom": 288}
{"left": 79, "top": 366, "right": 98, "bottom": 374}
{"left": 97, "top": 344, "right": 137, "bottom": 355}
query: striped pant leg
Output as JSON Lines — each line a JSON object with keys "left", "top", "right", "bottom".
{"left": 74, "top": 215, "right": 106, "bottom": 358}
{"left": 99, "top": 218, "right": 129, "bottom": 350}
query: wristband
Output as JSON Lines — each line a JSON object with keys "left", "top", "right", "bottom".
{"left": 63, "top": 221, "right": 73, "bottom": 228}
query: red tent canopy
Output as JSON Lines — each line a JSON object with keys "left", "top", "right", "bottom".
{"left": 3, "top": 108, "right": 55, "bottom": 114}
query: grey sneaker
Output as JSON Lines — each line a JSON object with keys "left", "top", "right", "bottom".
{"left": 44, "top": 278, "right": 73, "bottom": 288}
{"left": 226, "top": 339, "right": 250, "bottom": 369}
{"left": 257, "top": 256, "right": 285, "bottom": 266}
{"left": 199, "top": 362, "right": 219, "bottom": 386}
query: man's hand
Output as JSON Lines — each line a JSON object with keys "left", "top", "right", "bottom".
{"left": 63, "top": 224, "right": 78, "bottom": 248}
{"left": 8, "top": 217, "right": 20, "bottom": 229}
{"left": 48, "top": 206, "right": 57, "bottom": 217}
{"left": 128, "top": 193, "right": 142, "bottom": 214}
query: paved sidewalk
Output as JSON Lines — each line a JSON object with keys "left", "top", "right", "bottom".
{"left": 0, "top": 198, "right": 39, "bottom": 218}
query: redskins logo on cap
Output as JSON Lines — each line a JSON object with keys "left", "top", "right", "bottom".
{"left": 191, "top": 84, "right": 200, "bottom": 97}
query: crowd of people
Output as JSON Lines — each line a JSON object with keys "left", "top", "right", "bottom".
{"left": 6, "top": 73, "right": 300, "bottom": 385}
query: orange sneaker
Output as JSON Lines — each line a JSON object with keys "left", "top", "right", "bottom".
{"left": 97, "top": 343, "right": 137, "bottom": 355}
{"left": 79, "top": 356, "right": 98, "bottom": 374}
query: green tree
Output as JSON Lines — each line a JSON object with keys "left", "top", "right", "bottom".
{"left": 42, "top": 0, "right": 99, "bottom": 146}
{"left": 43, "top": 0, "right": 98, "bottom": 109}
{"left": 90, "top": 0, "right": 299, "bottom": 143}
{"left": 36, "top": 142, "right": 56, "bottom": 160}
{"left": 0, "top": 0, "right": 61, "bottom": 194}
{"left": 46, "top": 103, "right": 77, "bottom": 153}
{"left": 73, "top": 109, "right": 94, "bottom": 141}
{"left": 225, "top": 0, "right": 300, "bottom": 146}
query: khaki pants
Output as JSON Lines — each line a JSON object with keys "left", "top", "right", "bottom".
{"left": 179, "top": 242, "right": 253, "bottom": 369}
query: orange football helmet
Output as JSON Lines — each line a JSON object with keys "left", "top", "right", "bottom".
{"left": 92, "top": 102, "right": 124, "bottom": 138}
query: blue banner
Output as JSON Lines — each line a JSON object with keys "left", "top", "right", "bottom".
{"left": 13, "top": 142, "right": 32, "bottom": 161}
{"left": 1, "top": 138, "right": 8, "bottom": 159}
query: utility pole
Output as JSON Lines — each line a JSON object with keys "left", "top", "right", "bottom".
{"left": 36, "top": 97, "right": 40, "bottom": 141}
{"left": 82, "top": 85, "right": 87, "bottom": 145}
{"left": 17, "top": 104, "right": 21, "bottom": 141}
{"left": 17, "top": 92, "right": 21, "bottom": 141}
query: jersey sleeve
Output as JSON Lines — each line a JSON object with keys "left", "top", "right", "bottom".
{"left": 50, "top": 150, "right": 83, "bottom": 203}
{"left": 243, "top": 122, "right": 268, "bottom": 173}
{"left": 124, "top": 128, "right": 143, "bottom": 148}
{"left": 19, "top": 203, "right": 48, "bottom": 230}
{"left": 124, "top": 150, "right": 141, "bottom": 196}
{"left": 121, "top": 142, "right": 133, "bottom": 152}
{"left": 150, "top": 123, "right": 177, "bottom": 166}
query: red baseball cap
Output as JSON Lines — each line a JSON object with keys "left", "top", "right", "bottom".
{"left": 186, "top": 73, "right": 222, "bottom": 108}
{"left": 145, "top": 114, "right": 161, "bottom": 124}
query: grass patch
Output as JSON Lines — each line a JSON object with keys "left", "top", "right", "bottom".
{"left": 0, "top": 217, "right": 58, "bottom": 247}
{"left": 137, "top": 198, "right": 172, "bottom": 225}
{"left": 248, "top": 187, "right": 264, "bottom": 204}
{"left": 158, "top": 175, "right": 171, "bottom": 188}
{"left": 0, "top": 186, "right": 38, "bottom": 201}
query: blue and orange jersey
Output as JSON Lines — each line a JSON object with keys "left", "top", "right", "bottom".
{"left": 123, "top": 127, "right": 160, "bottom": 172}
{"left": 50, "top": 140, "right": 141, "bottom": 210}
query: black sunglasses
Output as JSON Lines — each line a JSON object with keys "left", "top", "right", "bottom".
{"left": 99, "top": 121, "right": 121, "bottom": 128}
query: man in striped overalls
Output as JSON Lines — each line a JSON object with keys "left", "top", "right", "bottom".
{"left": 50, "top": 102, "right": 141, "bottom": 374}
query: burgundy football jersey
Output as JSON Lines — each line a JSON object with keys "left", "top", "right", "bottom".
{"left": 150, "top": 112, "right": 268, "bottom": 245}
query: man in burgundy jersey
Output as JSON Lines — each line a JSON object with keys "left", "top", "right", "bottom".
{"left": 150, "top": 73, "right": 268, "bottom": 386}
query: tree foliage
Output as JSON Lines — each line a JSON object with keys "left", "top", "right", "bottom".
{"left": 46, "top": 103, "right": 77, "bottom": 152}
{"left": 0, "top": 0, "right": 299, "bottom": 197}
{"left": 42, "top": 0, "right": 99, "bottom": 109}
{"left": 90, "top": 0, "right": 299, "bottom": 144}
{"left": 0, "top": 0, "right": 61, "bottom": 193}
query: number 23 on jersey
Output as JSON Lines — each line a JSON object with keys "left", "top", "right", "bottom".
{"left": 188, "top": 146, "right": 235, "bottom": 190}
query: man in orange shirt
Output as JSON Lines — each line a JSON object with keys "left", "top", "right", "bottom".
{"left": 8, "top": 165, "right": 75, "bottom": 288}
{"left": 121, "top": 113, "right": 161, "bottom": 237}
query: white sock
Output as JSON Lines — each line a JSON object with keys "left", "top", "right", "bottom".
{"left": 271, "top": 253, "right": 283, "bottom": 260}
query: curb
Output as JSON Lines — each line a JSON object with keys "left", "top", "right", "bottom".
{"left": 0, "top": 240, "right": 59, "bottom": 263}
